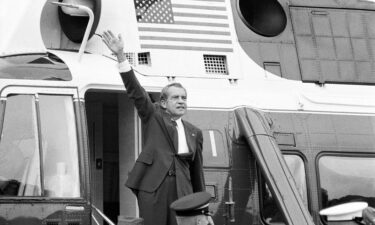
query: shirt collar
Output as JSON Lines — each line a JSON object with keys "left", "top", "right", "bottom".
{"left": 174, "top": 118, "right": 183, "bottom": 127}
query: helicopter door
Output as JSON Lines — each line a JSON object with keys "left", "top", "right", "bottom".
{"left": 85, "top": 91, "right": 140, "bottom": 225}
{"left": 0, "top": 86, "right": 89, "bottom": 224}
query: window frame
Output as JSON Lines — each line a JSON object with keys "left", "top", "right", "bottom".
{"left": 0, "top": 86, "right": 86, "bottom": 201}
{"left": 282, "top": 150, "right": 311, "bottom": 212}
{"left": 259, "top": 150, "right": 310, "bottom": 224}
{"left": 316, "top": 152, "right": 375, "bottom": 217}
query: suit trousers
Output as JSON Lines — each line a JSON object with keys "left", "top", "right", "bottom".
{"left": 137, "top": 174, "right": 178, "bottom": 225}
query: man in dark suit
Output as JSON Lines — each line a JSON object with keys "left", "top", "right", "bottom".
{"left": 102, "top": 30, "right": 205, "bottom": 225}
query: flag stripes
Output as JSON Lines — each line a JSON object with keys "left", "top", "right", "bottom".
{"left": 135, "top": 0, "right": 233, "bottom": 52}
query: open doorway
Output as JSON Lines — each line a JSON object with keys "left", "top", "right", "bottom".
{"left": 85, "top": 91, "right": 139, "bottom": 225}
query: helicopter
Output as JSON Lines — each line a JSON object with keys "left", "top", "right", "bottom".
{"left": 1, "top": 0, "right": 375, "bottom": 225}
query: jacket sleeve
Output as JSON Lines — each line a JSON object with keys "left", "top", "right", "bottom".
{"left": 120, "top": 70, "right": 155, "bottom": 122}
{"left": 190, "top": 129, "right": 205, "bottom": 192}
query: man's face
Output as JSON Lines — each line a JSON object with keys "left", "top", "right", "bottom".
{"left": 161, "top": 86, "right": 187, "bottom": 118}
{"left": 176, "top": 215, "right": 214, "bottom": 225}
{"left": 196, "top": 215, "right": 214, "bottom": 225}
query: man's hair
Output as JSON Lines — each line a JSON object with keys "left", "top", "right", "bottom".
{"left": 159, "top": 83, "right": 187, "bottom": 102}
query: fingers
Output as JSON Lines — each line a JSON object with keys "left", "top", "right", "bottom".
{"left": 102, "top": 31, "right": 108, "bottom": 38}
{"left": 108, "top": 30, "right": 116, "bottom": 39}
{"left": 102, "top": 31, "right": 113, "bottom": 40}
{"left": 102, "top": 30, "right": 121, "bottom": 42}
{"left": 102, "top": 30, "right": 116, "bottom": 46}
{"left": 102, "top": 37, "right": 109, "bottom": 47}
{"left": 101, "top": 32, "right": 110, "bottom": 46}
{"left": 101, "top": 30, "right": 124, "bottom": 54}
{"left": 102, "top": 31, "right": 109, "bottom": 41}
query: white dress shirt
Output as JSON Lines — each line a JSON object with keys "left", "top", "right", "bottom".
{"left": 175, "top": 118, "right": 189, "bottom": 154}
{"left": 118, "top": 59, "right": 132, "bottom": 73}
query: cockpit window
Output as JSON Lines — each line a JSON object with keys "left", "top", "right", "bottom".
{"left": 261, "top": 154, "right": 308, "bottom": 224}
{"left": 39, "top": 95, "right": 80, "bottom": 198}
{"left": 318, "top": 156, "right": 375, "bottom": 209}
{"left": 0, "top": 95, "right": 41, "bottom": 196}
{"left": 0, "top": 94, "right": 80, "bottom": 197}
{"left": 0, "top": 53, "right": 72, "bottom": 81}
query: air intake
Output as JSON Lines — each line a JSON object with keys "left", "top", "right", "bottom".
{"left": 204, "top": 55, "right": 228, "bottom": 75}
{"left": 138, "top": 52, "right": 151, "bottom": 66}
{"left": 238, "top": 0, "right": 287, "bottom": 37}
{"left": 125, "top": 52, "right": 136, "bottom": 66}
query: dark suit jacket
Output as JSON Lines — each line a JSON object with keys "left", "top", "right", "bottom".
{"left": 122, "top": 69, "right": 205, "bottom": 195}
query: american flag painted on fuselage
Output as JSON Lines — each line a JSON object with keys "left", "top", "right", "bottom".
{"left": 134, "top": 0, "right": 233, "bottom": 52}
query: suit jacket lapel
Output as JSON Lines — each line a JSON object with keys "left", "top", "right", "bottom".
{"left": 161, "top": 112, "right": 178, "bottom": 152}
{"left": 182, "top": 120, "right": 196, "bottom": 155}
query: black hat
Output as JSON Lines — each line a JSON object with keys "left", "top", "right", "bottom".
{"left": 170, "top": 192, "right": 211, "bottom": 217}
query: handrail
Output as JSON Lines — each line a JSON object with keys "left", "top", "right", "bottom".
{"left": 91, "top": 214, "right": 100, "bottom": 225}
{"left": 51, "top": 2, "right": 94, "bottom": 62}
{"left": 91, "top": 204, "right": 116, "bottom": 225}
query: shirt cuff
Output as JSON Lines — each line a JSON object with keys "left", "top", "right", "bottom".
{"left": 118, "top": 60, "right": 132, "bottom": 73}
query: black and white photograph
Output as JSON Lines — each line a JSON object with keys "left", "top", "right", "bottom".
{"left": 1, "top": 0, "right": 375, "bottom": 225}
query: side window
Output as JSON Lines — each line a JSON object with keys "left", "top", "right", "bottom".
{"left": 284, "top": 155, "right": 308, "bottom": 207}
{"left": 0, "top": 95, "right": 41, "bottom": 196}
{"left": 39, "top": 95, "right": 80, "bottom": 198}
{"left": 261, "top": 154, "right": 308, "bottom": 224}
{"left": 318, "top": 156, "right": 375, "bottom": 210}
{"left": 0, "top": 94, "right": 80, "bottom": 198}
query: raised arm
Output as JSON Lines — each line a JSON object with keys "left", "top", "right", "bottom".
{"left": 102, "top": 30, "right": 154, "bottom": 121}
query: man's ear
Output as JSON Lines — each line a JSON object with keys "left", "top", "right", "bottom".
{"left": 160, "top": 100, "right": 167, "bottom": 109}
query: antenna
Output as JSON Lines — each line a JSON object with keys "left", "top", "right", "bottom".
{"left": 51, "top": 2, "right": 94, "bottom": 61}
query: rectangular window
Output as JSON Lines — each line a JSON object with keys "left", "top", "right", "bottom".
{"left": 0, "top": 95, "right": 41, "bottom": 196}
{"left": 319, "top": 156, "right": 375, "bottom": 209}
{"left": 0, "top": 94, "right": 80, "bottom": 197}
{"left": 39, "top": 95, "right": 80, "bottom": 198}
